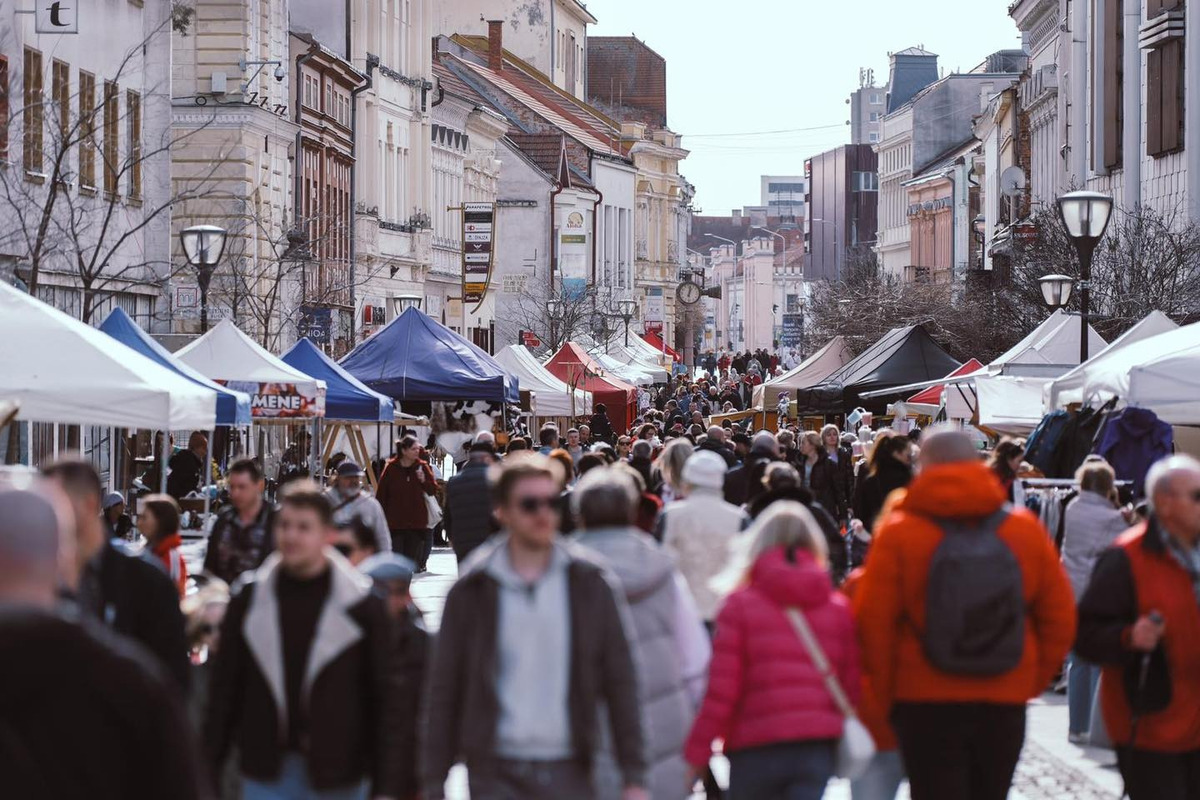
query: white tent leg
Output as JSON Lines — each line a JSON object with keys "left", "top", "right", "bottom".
{"left": 159, "top": 435, "right": 168, "bottom": 494}
{"left": 52, "top": 424, "right": 59, "bottom": 460}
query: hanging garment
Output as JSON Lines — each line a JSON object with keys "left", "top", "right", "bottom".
{"left": 1026, "top": 410, "right": 1073, "bottom": 475}
{"left": 1095, "top": 407, "right": 1174, "bottom": 497}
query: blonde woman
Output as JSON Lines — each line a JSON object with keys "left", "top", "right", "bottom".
{"left": 656, "top": 438, "right": 696, "bottom": 505}
{"left": 685, "top": 502, "right": 860, "bottom": 799}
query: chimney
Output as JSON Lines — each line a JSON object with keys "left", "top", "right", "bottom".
{"left": 487, "top": 20, "right": 503, "bottom": 72}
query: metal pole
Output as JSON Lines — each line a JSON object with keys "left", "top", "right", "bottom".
{"left": 1079, "top": 246, "right": 1092, "bottom": 363}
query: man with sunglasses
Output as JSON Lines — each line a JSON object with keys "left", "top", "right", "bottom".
{"left": 422, "top": 455, "right": 648, "bottom": 800}
{"left": 1078, "top": 455, "right": 1200, "bottom": 799}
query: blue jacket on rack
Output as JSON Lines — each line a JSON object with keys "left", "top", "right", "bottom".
{"left": 1095, "top": 407, "right": 1173, "bottom": 497}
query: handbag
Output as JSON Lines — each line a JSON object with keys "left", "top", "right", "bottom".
{"left": 424, "top": 492, "right": 443, "bottom": 528}
{"left": 785, "top": 607, "right": 876, "bottom": 780}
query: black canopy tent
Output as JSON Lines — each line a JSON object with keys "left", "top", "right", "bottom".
{"left": 795, "top": 324, "right": 961, "bottom": 415}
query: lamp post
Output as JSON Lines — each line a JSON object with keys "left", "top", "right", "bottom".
{"left": 180, "top": 225, "right": 228, "bottom": 333}
{"left": 753, "top": 226, "right": 787, "bottom": 272}
{"left": 1054, "top": 190, "right": 1114, "bottom": 362}
{"left": 617, "top": 297, "right": 637, "bottom": 347}
{"left": 546, "top": 299, "right": 564, "bottom": 350}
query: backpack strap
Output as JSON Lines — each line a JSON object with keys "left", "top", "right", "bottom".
{"left": 933, "top": 504, "right": 1012, "bottom": 536}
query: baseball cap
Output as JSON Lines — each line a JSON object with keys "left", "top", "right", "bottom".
{"left": 336, "top": 461, "right": 366, "bottom": 478}
{"left": 359, "top": 552, "right": 416, "bottom": 584}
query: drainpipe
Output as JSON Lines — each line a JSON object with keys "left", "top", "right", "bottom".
{"left": 1121, "top": 0, "right": 1141, "bottom": 212}
{"left": 1189, "top": 0, "right": 1200, "bottom": 217}
{"left": 1068, "top": 0, "right": 1088, "bottom": 184}
{"left": 348, "top": 54, "right": 378, "bottom": 346}
{"left": 550, "top": 179, "right": 563, "bottom": 286}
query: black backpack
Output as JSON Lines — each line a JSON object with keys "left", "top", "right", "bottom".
{"left": 922, "top": 506, "right": 1026, "bottom": 676}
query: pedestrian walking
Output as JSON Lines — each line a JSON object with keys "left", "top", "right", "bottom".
{"left": 823, "top": 424, "right": 855, "bottom": 520}
{"left": 203, "top": 458, "right": 275, "bottom": 585}
{"left": 325, "top": 460, "right": 391, "bottom": 555}
{"left": 724, "top": 431, "right": 779, "bottom": 507}
{"left": 591, "top": 403, "right": 617, "bottom": 445}
{"left": 205, "top": 481, "right": 400, "bottom": 800}
{"left": 988, "top": 438, "right": 1026, "bottom": 503}
{"left": 573, "top": 468, "right": 710, "bottom": 800}
{"left": 102, "top": 490, "right": 133, "bottom": 539}
{"left": 43, "top": 459, "right": 191, "bottom": 692}
{"left": 748, "top": 462, "right": 849, "bottom": 585}
{"left": 800, "top": 430, "right": 846, "bottom": 520}
{"left": 443, "top": 439, "right": 498, "bottom": 564}
{"left": 361, "top": 553, "right": 429, "bottom": 800}
{"left": 168, "top": 431, "right": 210, "bottom": 501}
{"left": 376, "top": 435, "right": 438, "bottom": 572}
{"left": 421, "top": 455, "right": 649, "bottom": 800}
{"left": 851, "top": 431, "right": 913, "bottom": 536}
{"left": 697, "top": 425, "right": 737, "bottom": 468}
{"left": 0, "top": 485, "right": 207, "bottom": 800}
{"left": 655, "top": 438, "right": 694, "bottom": 505}
{"left": 1060, "top": 458, "right": 1133, "bottom": 743}
{"left": 684, "top": 501, "right": 860, "bottom": 800}
{"left": 1077, "top": 455, "right": 1200, "bottom": 799}
{"left": 139, "top": 493, "right": 189, "bottom": 599}
{"left": 853, "top": 427, "right": 1076, "bottom": 800}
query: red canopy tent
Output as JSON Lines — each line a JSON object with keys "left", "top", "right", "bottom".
{"left": 545, "top": 342, "right": 638, "bottom": 433}
{"left": 908, "top": 358, "right": 984, "bottom": 405}
{"left": 641, "top": 331, "right": 681, "bottom": 363}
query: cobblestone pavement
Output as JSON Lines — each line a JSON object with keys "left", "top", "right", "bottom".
{"left": 412, "top": 548, "right": 1125, "bottom": 800}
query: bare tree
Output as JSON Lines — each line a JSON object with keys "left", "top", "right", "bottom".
{"left": 500, "top": 277, "right": 605, "bottom": 354}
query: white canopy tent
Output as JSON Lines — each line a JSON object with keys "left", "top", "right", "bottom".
{"left": 494, "top": 345, "right": 592, "bottom": 418}
{"left": 975, "top": 376, "right": 1056, "bottom": 436}
{"left": 176, "top": 320, "right": 326, "bottom": 418}
{"left": 1055, "top": 320, "right": 1200, "bottom": 424}
{"left": 594, "top": 351, "right": 656, "bottom": 386}
{"left": 606, "top": 340, "right": 669, "bottom": 383}
{"left": 1045, "top": 311, "right": 1179, "bottom": 410}
{"left": 627, "top": 332, "right": 675, "bottom": 370}
{"left": 0, "top": 282, "right": 219, "bottom": 429}
{"left": 753, "top": 336, "right": 854, "bottom": 408}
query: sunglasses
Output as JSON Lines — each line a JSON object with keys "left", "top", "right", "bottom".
{"left": 516, "top": 495, "right": 560, "bottom": 514}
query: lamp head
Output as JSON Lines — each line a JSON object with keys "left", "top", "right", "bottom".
{"left": 180, "top": 225, "right": 228, "bottom": 268}
{"left": 1039, "top": 274, "right": 1074, "bottom": 309}
{"left": 1057, "top": 191, "right": 1114, "bottom": 243}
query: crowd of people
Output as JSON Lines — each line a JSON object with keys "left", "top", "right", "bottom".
{"left": 4, "top": 380, "right": 1200, "bottom": 800}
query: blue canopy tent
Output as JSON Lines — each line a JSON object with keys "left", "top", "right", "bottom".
{"left": 340, "top": 307, "right": 519, "bottom": 404}
{"left": 98, "top": 307, "right": 252, "bottom": 426}
{"left": 282, "top": 338, "right": 394, "bottom": 422}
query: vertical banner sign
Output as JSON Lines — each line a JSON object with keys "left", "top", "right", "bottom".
{"left": 559, "top": 210, "right": 588, "bottom": 299}
{"left": 462, "top": 202, "right": 496, "bottom": 305}
{"left": 36, "top": 1, "right": 80, "bottom": 33}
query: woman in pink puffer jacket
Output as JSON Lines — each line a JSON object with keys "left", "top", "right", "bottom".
{"left": 684, "top": 501, "right": 860, "bottom": 800}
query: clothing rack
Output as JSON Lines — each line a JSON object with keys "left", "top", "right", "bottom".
{"left": 1020, "top": 478, "right": 1132, "bottom": 488}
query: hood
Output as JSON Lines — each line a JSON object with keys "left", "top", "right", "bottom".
{"left": 152, "top": 533, "right": 183, "bottom": 556}
{"left": 1117, "top": 407, "right": 1163, "bottom": 437}
{"left": 750, "top": 546, "right": 833, "bottom": 609}
{"left": 478, "top": 534, "right": 572, "bottom": 592}
{"left": 573, "top": 527, "right": 673, "bottom": 601}
{"left": 895, "top": 461, "right": 1006, "bottom": 519}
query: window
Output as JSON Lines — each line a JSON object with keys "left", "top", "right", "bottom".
{"left": 0, "top": 57, "right": 8, "bottom": 160}
{"left": 869, "top": 132, "right": 879, "bottom": 143}
{"left": 1146, "top": 0, "right": 1185, "bottom": 157}
{"left": 785, "top": 294, "right": 801, "bottom": 314}
{"left": 52, "top": 60, "right": 69, "bottom": 147}
{"left": 1092, "top": 0, "right": 1124, "bottom": 170}
{"left": 78, "top": 72, "right": 95, "bottom": 187}
{"left": 869, "top": 111, "right": 880, "bottom": 122}
{"left": 853, "top": 171, "right": 879, "bottom": 191}
{"left": 768, "top": 181, "right": 805, "bottom": 193}
{"left": 127, "top": 90, "right": 140, "bottom": 199}
{"left": 102, "top": 80, "right": 118, "bottom": 195}
{"left": 23, "top": 48, "right": 43, "bottom": 174}
{"left": 870, "top": 92, "right": 882, "bottom": 104}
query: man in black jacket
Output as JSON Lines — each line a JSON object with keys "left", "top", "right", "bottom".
{"left": 0, "top": 485, "right": 207, "bottom": 800}
{"left": 204, "top": 458, "right": 275, "bottom": 584}
{"left": 422, "top": 456, "right": 648, "bottom": 800}
{"left": 697, "top": 426, "right": 737, "bottom": 468}
{"left": 724, "top": 432, "right": 779, "bottom": 507}
{"left": 205, "top": 481, "right": 399, "bottom": 798}
{"left": 43, "top": 459, "right": 190, "bottom": 692}
{"left": 443, "top": 440, "right": 497, "bottom": 564}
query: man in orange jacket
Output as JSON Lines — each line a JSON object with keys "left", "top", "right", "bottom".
{"left": 854, "top": 426, "right": 1076, "bottom": 800}
{"left": 1077, "top": 455, "right": 1200, "bottom": 800}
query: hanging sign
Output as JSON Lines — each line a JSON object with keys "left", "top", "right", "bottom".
{"left": 36, "top": 1, "right": 79, "bottom": 33}
{"left": 462, "top": 202, "right": 496, "bottom": 305}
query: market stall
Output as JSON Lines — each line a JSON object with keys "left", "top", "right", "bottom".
{"left": 494, "top": 345, "right": 592, "bottom": 420}
{"left": 545, "top": 342, "right": 638, "bottom": 433}
{"left": 340, "top": 307, "right": 518, "bottom": 404}
{"left": 796, "top": 325, "right": 960, "bottom": 415}
{"left": 282, "top": 338, "right": 395, "bottom": 487}
{"left": 904, "top": 358, "right": 984, "bottom": 417}
{"left": 641, "top": 330, "right": 681, "bottom": 363}
{"left": 1045, "top": 311, "right": 1179, "bottom": 410}
{"left": 752, "top": 336, "right": 854, "bottom": 409}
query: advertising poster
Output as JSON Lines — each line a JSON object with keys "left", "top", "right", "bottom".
{"left": 559, "top": 210, "right": 588, "bottom": 299}
{"left": 462, "top": 202, "right": 496, "bottom": 305}
{"left": 218, "top": 381, "right": 326, "bottom": 419}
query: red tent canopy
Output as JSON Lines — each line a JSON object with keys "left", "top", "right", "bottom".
{"left": 641, "top": 331, "right": 681, "bottom": 363}
{"left": 545, "top": 342, "right": 639, "bottom": 433}
{"left": 908, "top": 358, "right": 984, "bottom": 405}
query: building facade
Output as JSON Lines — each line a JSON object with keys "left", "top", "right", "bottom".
{"left": 849, "top": 69, "right": 885, "bottom": 145}
{"left": 804, "top": 145, "right": 879, "bottom": 282}
{"left": 761, "top": 175, "right": 807, "bottom": 223}
{"left": 0, "top": 0, "right": 173, "bottom": 328}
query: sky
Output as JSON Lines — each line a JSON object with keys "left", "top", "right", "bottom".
{"left": 589, "top": 0, "right": 1024, "bottom": 215}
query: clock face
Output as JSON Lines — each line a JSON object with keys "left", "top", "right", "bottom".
{"left": 678, "top": 280, "right": 701, "bottom": 305}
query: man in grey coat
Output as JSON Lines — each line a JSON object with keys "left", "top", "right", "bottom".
{"left": 572, "top": 467, "right": 711, "bottom": 800}
{"left": 325, "top": 461, "right": 391, "bottom": 554}
{"left": 442, "top": 440, "right": 497, "bottom": 564}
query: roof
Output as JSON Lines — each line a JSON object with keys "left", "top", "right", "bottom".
{"left": 1048, "top": 311, "right": 1180, "bottom": 409}
{"left": 445, "top": 39, "right": 626, "bottom": 160}
{"left": 99, "top": 307, "right": 252, "bottom": 425}
{"left": 506, "top": 131, "right": 571, "bottom": 184}
{"left": 281, "top": 338, "right": 394, "bottom": 422}
{"left": 893, "top": 46, "right": 939, "bottom": 57}
{"left": 908, "top": 358, "right": 985, "bottom": 405}
{"left": 339, "top": 307, "right": 519, "bottom": 404}
{"left": 587, "top": 36, "right": 667, "bottom": 127}
{"left": 906, "top": 137, "right": 980, "bottom": 182}
{"left": 433, "top": 58, "right": 493, "bottom": 108}
{"left": 753, "top": 336, "right": 855, "bottom": 408}
{"left": 494, "top": 345, "right": 591, "bottom": 418}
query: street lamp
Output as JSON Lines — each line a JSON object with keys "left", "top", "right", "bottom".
{"left": 546, "top": 299, "right": 564, "bottom": 349}
{"left": 392, "top": 294, "right": 422, "bottom": 317}
{"left": 704, "top": 232, "right": 738, "bottom": 254}
{"left": 1039, "top": 274, "right": 1075, "bottom": 309}
{"left": 180, "top": 224, "right": 227, "bottom": 333}
{"left": 1055, "top": 190, "right": 1113, "bottom": 362}
{"left": 617, "top": 298, "right": 637, "bottom": 347}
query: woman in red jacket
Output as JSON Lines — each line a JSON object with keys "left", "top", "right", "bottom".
{"left": 138, "top": 494, "right": 188, "bottom": 599}
{"left": 375, "top": 435, "right": 438, "bottom": 572}
{"left": 684, "top": 501, "right": 860, "bottom": 799}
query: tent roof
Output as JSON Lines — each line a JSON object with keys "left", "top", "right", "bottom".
{"left": 977, "top": 376, "right": 1054, "bottom": 436}
{"left": 175, "top": 320, "right": 324, "bottom": 395}
{"left": 1046, "top": 311, "right": 1179, "bottom": 410}
{"left": 494, "top": 345, "right": 592, "bottom": 417}
{"left": 340, "top": 308, "right": 519, "bottom": 404}
{"left": 908, "top": 358, "right": 985, "bottom": 405}
{"left": 282, "top": 339, "right": 395, "bottom": 422}
{"left": 754, "top": 337, "right": 854, "bottom": 407}
{"left": 0, "top": 283, "right": 219, "bottom": 429}
{"left": 99, "top": 308, "right": 252, "bottom": 426}
{"left": 545, "top": 342, "right": 637, "bottom": 394}
{"left": 593, "top": 351, "right": 655, "bottom": 386}
{"left": 825, "top": 325, "right": 959, "bottom": 394}
{"left": 641, "top": 330, "right": 681, "bottom": 362}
